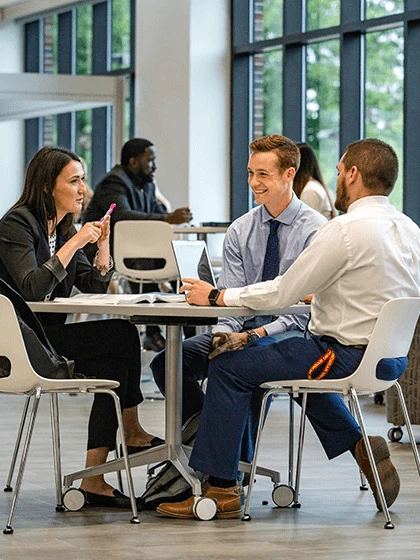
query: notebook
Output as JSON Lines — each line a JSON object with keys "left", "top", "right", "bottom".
{"left": 171, "top": 240, "right": 217, "bottom": 286}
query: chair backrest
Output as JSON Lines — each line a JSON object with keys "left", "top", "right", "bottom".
{"left": 0, "top": 295, "right": 47, "bottom": 393}
{"left": 299, "top": 297, "right": 420, "bottom": 394}
{"left": 113, "top": 220, "right": 179, "bottom": 284}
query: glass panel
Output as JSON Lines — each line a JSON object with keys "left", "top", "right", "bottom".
{"left": 253, "top": 49, "right": 283, "bottom": 139}
{"left": 365, "top": 28, "right": 404, "bottom": 210}
{"left": 76, "top": 4, "right": 93, "bottom": 75}
{"left": 112, "top": 0, "right": 131, "bottom": 70}
{"left": 307, "top": 0, "right": 340, "bottom": 31}
{"left": 42, "top": 115, "right": 57, "bottom": 146}
{"left": 76, "top": 109, "right": 93, "bottom": 173}
{"left": 306, "top": 39, "right": 340, "bottom": 194}
{"left": 253, "top": 0, "right": 284, "bottom": 41}
{"left": 43, "top": 15, "right": 58, "bottom": 74}
{"left": 366, "top": 0, "right": 404, "bottom": 20}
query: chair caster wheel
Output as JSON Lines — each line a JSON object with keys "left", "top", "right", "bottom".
{"left": 193, "top": 497, "right": 217, "bottom": 520}
{"left": 55, "top": 505, "right": 65, "bottom": 512}
{"left": 62, "top": 488, "right": 86, "bottom": 511}
{"left": 3, "top": 486, "right": 13, "bottom": 492}
{"left": 3, "top": 526, "right": 13, "bottom": 534}
{"left": 130, "top": 516, "right": 141, "bottom": 524}
{"left": 385, "top": 522, "right": 394, "bottom": 530}
{"left": 272, "top": 484, "right": 294, "bottom": 508}
{"left": 387, "top": 427, "right": 403, "bottom": 442}
{"left": 242, "top": 513, "right": 252, "bottom": 522}
{"left": 291, "top": 502, "right": 301, "bottom": 509}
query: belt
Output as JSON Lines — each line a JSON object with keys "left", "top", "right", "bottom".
{"left": 316, "top": 335, "right": 366, "bottom": 350}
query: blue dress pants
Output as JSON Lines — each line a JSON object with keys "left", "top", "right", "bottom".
{"left": 189, "top": 334, "right": 364, "bottom": 481}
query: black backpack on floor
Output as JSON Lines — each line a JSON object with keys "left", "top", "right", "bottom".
{"left": 138, "top": 412, "right": 202, "bottom": 510}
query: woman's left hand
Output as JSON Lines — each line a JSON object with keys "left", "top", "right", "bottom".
{"left": 96, "top": 215, "right": 111, "bottom": 250}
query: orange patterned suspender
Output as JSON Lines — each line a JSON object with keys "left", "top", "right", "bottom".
{"left": 308, "top": 349, "right": 336, "bottom": 380}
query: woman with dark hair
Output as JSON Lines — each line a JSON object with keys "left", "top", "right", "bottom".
{"left": 0, "top": 146, "right": 162, "bottom": 508}
{"left": 293, "top": 143, "right": 336, "bottom": 220}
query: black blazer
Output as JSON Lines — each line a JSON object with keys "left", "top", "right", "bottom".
{"left": 0, "top": 206, "right": 110, "bottom": 326}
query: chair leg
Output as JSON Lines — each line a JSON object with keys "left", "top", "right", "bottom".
{"left": 349, "top": 387, "right": 394, "bottom": 529}
{"left": 394, "top": 382, "right": 420, "bottom": 476}
{"left": 242, "top": 390, "right": 273, "bottom": 521}
{"left": 292, "top": 392, "right": 307, "bottom": 507}
{"left": 4, "top": 395, "right": 31, "bottom": 492}
{"left": 114, "top": 432, "right": 125, "bottom": 494}
{"left": 3, "top": 389, "right": 41, "bottom": 535}
{"left": 50, "top": 393, "right": 64, "bottom": 511}
{"left": 287, "top": 394, "right": 294, "bottom": 488}
{"left": 347, "top": 397, "right": 368, "bottom": 490}
{"left": 91, "top": 388, "right": 140, "bottom": 524}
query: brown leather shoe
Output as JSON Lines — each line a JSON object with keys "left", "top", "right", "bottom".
{"left": 156, "top": 483, "right": 242, "bottom": 519}
{"left": 354, "top": 436, "right": 400, "bottom": 511}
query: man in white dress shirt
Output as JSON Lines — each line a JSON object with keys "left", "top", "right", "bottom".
{"left": 156, "top": 138, "right": 420, "bottom": 520}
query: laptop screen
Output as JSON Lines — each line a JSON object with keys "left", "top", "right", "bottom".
{"left": 171, "top": 240, "right": 216, "bottom": 286}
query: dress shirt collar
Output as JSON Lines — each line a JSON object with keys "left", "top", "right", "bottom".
{"left": 347, "top": 195, "right": 391, "bottom": 213}
{"left": 261, "top": 192, "right": 302, "bottom": 226}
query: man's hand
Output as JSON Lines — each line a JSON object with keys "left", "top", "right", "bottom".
{"left": 209, "top": 332, "right": 248, "bottom": 359}
{"left": 164, "top": 206, "right": 193, "bottom": 224}
{"left": 180, "top": 278, "right": 224, "bottom": 306}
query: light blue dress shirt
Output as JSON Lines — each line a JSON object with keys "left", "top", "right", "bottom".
{"left": 215, "top": 194, "right": 326, "bottom": 335}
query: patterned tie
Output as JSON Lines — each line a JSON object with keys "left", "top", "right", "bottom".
{"left": 251, "top": 219, "right": 280, "bottom": 329}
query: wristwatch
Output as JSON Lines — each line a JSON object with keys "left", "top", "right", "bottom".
{"left": 208, "top": 288, "right": 221, "bottom": 307}
{"left": 246, "top": 330, "right": 261, "bottom": 344}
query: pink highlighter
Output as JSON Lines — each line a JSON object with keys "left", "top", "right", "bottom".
{"left": 100, "top": 203, "right": 116, "bottom": 223}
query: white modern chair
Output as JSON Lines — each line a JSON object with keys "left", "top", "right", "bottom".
{"left": 243, "top": 297, "right": 420, "bottom": 529}
{"left": 0, "top": 294, "right": 139, "bottom": 533}
{"left": 113, "top": 220, "right": 179, "bottom": 288}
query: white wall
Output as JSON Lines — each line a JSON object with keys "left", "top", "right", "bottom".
{"left": 0, "top": 19, "right": 24, "bottom": 217}
{"left": 135, "top": 0, "right": 230, "bottom": 225}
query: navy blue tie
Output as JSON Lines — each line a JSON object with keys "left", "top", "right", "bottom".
{"left": 262, "top": 219, "right": 280, "bottom": 281}
{"left": 250, "top": 220, "right": 280, "bottom": 329}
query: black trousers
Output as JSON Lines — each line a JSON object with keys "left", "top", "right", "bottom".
{"left": 45, "top": 319, "right": 143, "bottom": 450}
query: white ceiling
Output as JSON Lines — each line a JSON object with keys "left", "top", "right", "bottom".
{"left": 0, "top": 1, "right": 26, "bottom": 7}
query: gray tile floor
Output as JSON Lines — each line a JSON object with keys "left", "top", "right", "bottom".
{"left": 1, "top": 362, "right": 420, "bottom": 560}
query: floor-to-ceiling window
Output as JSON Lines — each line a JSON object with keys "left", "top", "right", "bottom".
{"left": 231, "top": 0, "right": 420, "bottom": 224}
{"left": 24, "top": 0, "right": 135, "bottom": 188}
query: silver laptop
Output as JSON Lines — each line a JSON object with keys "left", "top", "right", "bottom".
{"left": 172, "top": 240, "right": 217, "bottom": 286}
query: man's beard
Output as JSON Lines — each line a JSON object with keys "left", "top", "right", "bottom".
{"left": 335, "top": 177, "right": 350, "bottom": 213}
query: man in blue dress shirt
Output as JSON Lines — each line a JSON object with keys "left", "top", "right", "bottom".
{"left": 151, "top": 135, "right": 326, "bottom": 429}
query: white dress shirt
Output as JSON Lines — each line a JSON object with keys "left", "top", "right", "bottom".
{"left": 224, "top": 196, "right": 420, "bottom": 346}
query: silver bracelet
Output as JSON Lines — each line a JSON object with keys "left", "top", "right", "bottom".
{"left": 93, "top": 251, "right": 114, "bottom": 276}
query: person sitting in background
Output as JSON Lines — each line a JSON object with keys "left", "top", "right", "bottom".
{"left": 83, "top": 138, "right": 193, "bottom": 352}
{"left": 293, "top": 142, "right": 336, "bottom": 220}
{"left": 0, "top": 146, "right": 163, "bottom": 509}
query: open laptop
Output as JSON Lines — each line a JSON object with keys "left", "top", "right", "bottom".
{"left": 171, "top": 239, "right": 217, "bottom": 287}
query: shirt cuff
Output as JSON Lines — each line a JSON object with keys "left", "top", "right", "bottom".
{"left": 223, "top": 287, "right": 244, "bottom": 307}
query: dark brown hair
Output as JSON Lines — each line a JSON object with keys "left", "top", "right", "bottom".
{"left": 249, "top": 134, "right": 301, "bottom": 173}
{"left": 13, "top": 146, "right": 81, "bottom": 236}
{"left": 293, "top": 143, "right": 336, "bottom": 218}
{"left": 341, "top": 138, "right": 398, "bottom": 195}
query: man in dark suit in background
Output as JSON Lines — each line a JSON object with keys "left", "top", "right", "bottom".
{"left": 84, "top": 138, "right": 192, "bottom": 351}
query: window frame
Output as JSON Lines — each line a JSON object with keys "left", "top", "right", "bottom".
{"left": 231, "top": 0, "right": 420, "bottom": 224}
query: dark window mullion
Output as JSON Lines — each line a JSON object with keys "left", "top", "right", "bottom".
{"left": 92, "top": 1, "right": 112, "bottom": 188}
{"left": 403, "top": 16, "right": 420, "bottom": 222}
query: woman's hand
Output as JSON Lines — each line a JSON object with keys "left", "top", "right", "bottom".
{"left": 73, "top": 221, "right": 103, "bottom": 249}
{"left": 96, "top": 215, "right": 111, "bottom": 250}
